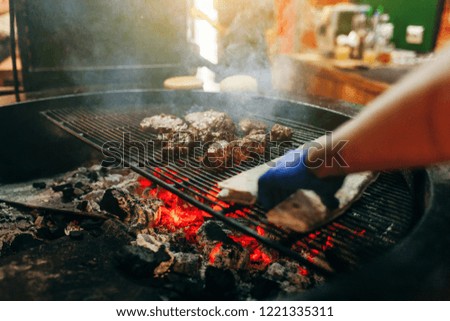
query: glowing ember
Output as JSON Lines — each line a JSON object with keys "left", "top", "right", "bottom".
{"left": 298, "top": 267, "right": 309, "bottom": 276}
{"left": 225, "top": 208, "right": 251, "bottom": 219}
{"left": 151, "top": 189, "right": 209, "bottom": 241}
{"left": 249, "top": 248, "right": 272, "bottom": 266}
{"left": 138, "top": 174, "right": 272, "bottom": 268}
{"left": 205, "top": 192, "right": 230, "bottom": 211}
{"left": 256, "top": 226, "right": 265, "bottom": 236}
{"left": 138, "top": 175, "right": 210, "bottom": 241}
{"left": 229, "top": 234, "right": 272, "bottom": 267}
{"left": 151, "top": 167, "right": 187, "bottom": 184}
{"left": 209, "top": 242, "right": 223, "bottom": 264}
{"left": 137, "top": 176, "right": 152, "bottom": 188}
{"left": 322, "top": 236, "right": 334, "bottom": 251}
{"left": 306, "top": 248, "right": 321, "bottom": 262}
{"left": 134, "top": 169, "right": 363, "bottom": 290}
{"left": 229, "top": 234, "right": 255, "bottom": 248}
{"left": 354, "top": 229, "right": 366, "bottom": 237}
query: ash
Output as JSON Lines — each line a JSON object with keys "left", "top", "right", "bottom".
{"left": 0, "top": 165, "right": 324, "bottom": 300}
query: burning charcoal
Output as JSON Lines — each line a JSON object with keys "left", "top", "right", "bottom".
{"left": 32, "top": 182, "right": 47, "bottom": 189}
{"left": 184, "top": 109, "right": 236, "bottom": 142}
{"left": 265, "top": 262, "right": 286, "bottom": 279}
{"left": 238, "top": 118, "right": 267, "bottom": 135}
{"left": 172, "top": 252, "right": 202, "bottom": 277}
{"left": 264, "top": 260, "right": 314, "bottom": 293}
{"left": 126, "top": 199, "right": 160, "bottom": 233}
{"left": 282, "top": 261, "right": 314, "bottom": 289}
{"left": 134, "top": 233, "right": 175, "bottom": 277}
{"left": 115, "top": 245, "right": 172, "bottom": 278}
{"left": 76, "top": 190, "right": 104, "bottom": 213}
{"left": 100, "top": 189, "right": 127, "bottom": 219}
{"left": 204, "top": 266, "right": 237, "bottom": 300}
{"left": 129, "top": 234, "right": 174, "bottom": 277}
{"left": 154, "top": 252, "right": 174, "bottom": 277}
{"left": 206, "top": 241, "right": 250, "bottom": 270}
{"left": 197, "top": 221, "right": 249, "bottom": 269}
{"left": 70, "top": 169, "right": 141, "bottom": 215}
{"left": 270, "top": 124, "right": 293, "bottom": 142}
{"left": 135, "top": 233, "right": 170, "bottom": 252}
{"left": 196, "top": 221, "right": 231, "bottom": 245}
{"left": 98, "top": 188, "right": 130, "bottom": 220}
{"left": 169, "top": 233, "right": 197, "bottom": 253}
{"left": 140, "top": 114, "right": 188, "bottom": 133}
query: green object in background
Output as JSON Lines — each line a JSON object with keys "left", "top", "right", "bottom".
{"left": 357, "top": 0, "right": 444, "bottom": 52}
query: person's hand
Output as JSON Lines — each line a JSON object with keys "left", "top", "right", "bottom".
{"left": 257, "top": 149, "right": 345, "bottom": 210}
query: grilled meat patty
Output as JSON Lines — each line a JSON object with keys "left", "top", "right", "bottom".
{"left": 161, "top": 130, "right": 196, "bottom": 159}
{"left": 270, "top": 124, "right": 293, "bottom": 142}
{"left": 184, "top": 110, "right": 236, "bottom": 142}
{"left": 229, "top": 133, "right": 266, "bottom": 164}
{"left": 140, "top": 110, "right": 284, "bottom": 169}
{"left": 140, "top": 114, "right": 187, "bottom": 134}
{"left": 238, "top": 118, "right": 267, "bottom": 135}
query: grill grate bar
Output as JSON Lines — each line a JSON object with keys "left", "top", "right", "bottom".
{"left": 50, "top": 109, "right": 305, "bottom": 238}
{"left": 54, "top": 109, "right": 288, "bottom": 233}
{"left": 49, "top": 109, "right": 292, "bottom": 240}
{"left": 42, "top": 106, "right": 417, "bottom": 275}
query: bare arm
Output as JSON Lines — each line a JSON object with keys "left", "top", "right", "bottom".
{"left": 308, "top": 44, "right": 450, "bottom": 177}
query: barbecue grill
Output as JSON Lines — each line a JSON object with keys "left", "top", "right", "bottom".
{"left": 1, "top": 89, "right": 449, "bottom": 299}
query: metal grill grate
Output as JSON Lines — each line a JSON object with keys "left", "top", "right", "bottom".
{"left": 42, "top": 105, "right": 418, "bottom": 276}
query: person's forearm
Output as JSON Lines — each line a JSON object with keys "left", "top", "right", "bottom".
{"left": 307, "top": 45, "right": 450, "bottom": 178}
